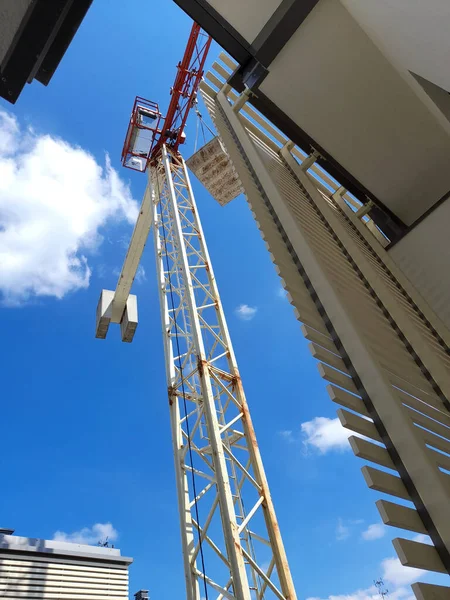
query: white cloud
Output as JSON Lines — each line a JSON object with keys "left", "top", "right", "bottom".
{"left": 307, "top": 585, "right": 414, "bottom": 600}
{"left": 381, "top": 556, "right": 426, "bottom": 587}
{"left": 334, "top": 518, "right": 365, "bottom": 542}
{"left": 135, "top": 265, "right": 146, "bottom": 284}
{"left": 306, "top": 587, "right": 380, "bottom": 600}
{"left": 362, "top": 523, "right": 385, "bottom": 541}
{"left": 0, "top": 108, "right": 138, "bottom": 305}
{"left": 278, "top": 430, "right": 295, "bottom": 443}
{"left": 306, "top": 552, "right": 427, "bottom": 600}
{"left": 96, "top": 264, "right": 108, "bottom": 279}
{"left": 235, "top": 304, "right": 257, "bottom": 321}
{"left": 118, "top": 233, "right": 131, "bottom": 249}
{"left": 53, "top": 523, "right": 118, "bottom": 546}
{"left": 0, "top": 110, "right": 19, "bottom": 155}
{"left": 277, "top": 286, "right": 287, "bottom": 299}
{"left": 301, "top": 416, "right": 351, "bottom": 454}
{"left": 336, "top": 518, "right": 350, "bottom": 541}
{"left": 412, "top": 533, "right": 432, "bottom": 545}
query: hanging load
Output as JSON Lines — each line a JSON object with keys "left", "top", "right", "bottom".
{"left": 186, "top": 136, "right": 243, "bottom": 206}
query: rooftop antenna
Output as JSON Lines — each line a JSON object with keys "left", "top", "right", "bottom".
{"left": 374, "top": 578, "right": 389, "bottom": 599}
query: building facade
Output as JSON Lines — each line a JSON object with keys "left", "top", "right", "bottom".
{"left": 0, "top": 0, "right": 92, "bottom": 103}
{"left": 194, "top": 53, "right": 450, "bottom": 599}
{"left": 175, "top": 0, "right": 450, "bottom": 332}
{"left": 0, "top": 531, "right": 132, "bottom": 598}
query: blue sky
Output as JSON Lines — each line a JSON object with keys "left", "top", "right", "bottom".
{"left": 0, "top": 2, "right": 446, "bottom": 599}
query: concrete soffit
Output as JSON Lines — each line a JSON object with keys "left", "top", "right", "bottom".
{"left": 172, "top": 0, "right": 407, "bottom": 241}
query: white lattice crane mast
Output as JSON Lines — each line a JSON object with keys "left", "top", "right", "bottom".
{"left": 95, "top": 23, "right": 297, "bottom": 600}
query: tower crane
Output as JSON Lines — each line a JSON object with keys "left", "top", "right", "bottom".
{"left": 95, "top": 22, "right": 297, "bottom": 600}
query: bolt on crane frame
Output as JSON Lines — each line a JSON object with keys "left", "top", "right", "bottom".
{"left": 95, "top": 23, "right": 297, "bottom": 600}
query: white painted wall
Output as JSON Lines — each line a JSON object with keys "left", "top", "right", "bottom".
{"left": 389, "top": 198, "right": 450, "bottom": 331}
{"left": 207, "top": 0, "right": 282, "bottom": 44}
{"left": 340, "top": 0, "right": 450, "bottom": 94}
{"left": 259, "top": 0, "right": 450, "bottom": 225}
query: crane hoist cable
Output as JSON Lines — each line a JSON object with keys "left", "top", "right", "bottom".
{"left": 193, "top": 98, "right": 216, "bottom": 153}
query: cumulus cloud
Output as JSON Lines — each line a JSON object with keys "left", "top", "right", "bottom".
{"left": 362, "top": 523, "right": 385, "bottom": 541}
{"left": 307, "top": 585, "right": 414, "bottom": 600}
{"left": 301, "top": 416, "right": 352, "bottom": 454}
{"left": 306, "top": 553, "right": 425, "bottom": 600}
{"left": 381, "top": 556, "right": 426, "bottom": 587}
{"left": 0, "top": 110, "right": 19, "bottom": 155}
{"left": 53, "top": 523, "right": 118, "bottom": 546}
{"left": 306, "top": 534, "right": 435, "bottom": 600}
{"left": 0, "top": 108, "right": 138, "bottom": 305}
{"left": 235, "top": 304, "right": 257, "bottom": 321}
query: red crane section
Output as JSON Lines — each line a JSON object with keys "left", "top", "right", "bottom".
{"left": 121, "top": 23, "right": 212, "bottom": 172}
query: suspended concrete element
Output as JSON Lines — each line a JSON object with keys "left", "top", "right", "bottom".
{"left": 186, "top": 136, "right": 243, "bottom": 206}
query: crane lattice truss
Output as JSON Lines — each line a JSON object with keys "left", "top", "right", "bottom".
{"left": 150, "top": 145, "right": 296, "bottom": 600}
{"left": 96, "top": 21, "right": 296, "bottom": 600}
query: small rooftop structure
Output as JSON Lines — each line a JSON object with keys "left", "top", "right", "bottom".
{"left": 0, "top": 531, "right": 132, "bottom": 599}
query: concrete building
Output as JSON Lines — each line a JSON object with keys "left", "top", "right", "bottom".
{"left": 0, "top": 529, "right": 132, "bottom": 598}
{"left": 176, "top": 0, "right": 450, "bottom": 332}
{"left": 0, "top": 0, "right": 92, "bottom": 103}
{"left": 190, "top": 45, "right": 450, "bottom": 598}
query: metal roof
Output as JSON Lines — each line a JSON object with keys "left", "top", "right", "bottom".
{"left": 0, "top": 533, "right": 132, "bottom": 565}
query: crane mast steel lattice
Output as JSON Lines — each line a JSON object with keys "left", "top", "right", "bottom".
{"left": 95, "top": 23, "right": 296, "bottom": 600}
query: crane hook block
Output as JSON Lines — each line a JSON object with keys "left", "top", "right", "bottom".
{"left": 95, "top": 289, "right": 138, "bottom": 343}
